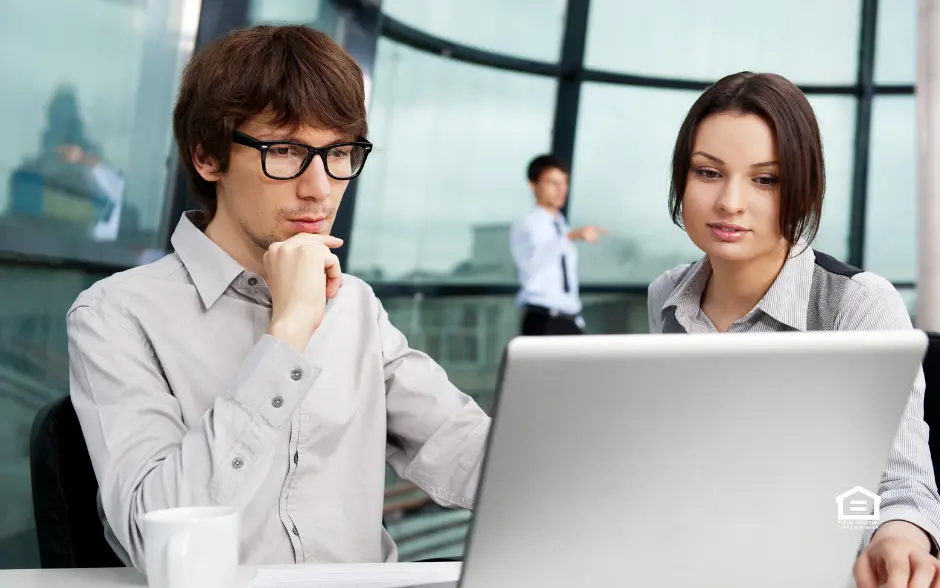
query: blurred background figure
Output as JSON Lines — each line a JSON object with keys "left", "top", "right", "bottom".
{"left": 8, "top": 86, "right": 125, "bottom": 243}
{"left": 510, "top": 155, "right": 606, "bottom": 335}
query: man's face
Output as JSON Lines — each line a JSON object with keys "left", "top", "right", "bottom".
{"left": 195, "top": 114, "right": 353, "bottom": 251}
{"left": 531, "top": 167, "right": 569, "bottom": 212}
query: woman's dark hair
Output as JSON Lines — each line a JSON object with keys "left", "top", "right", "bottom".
{"left": 669, "top": 71, "right": 825, "bottom": 245}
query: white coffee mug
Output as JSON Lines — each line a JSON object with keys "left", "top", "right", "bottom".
{"left": 142, "top": 506, "right": 239, "bottom": 588}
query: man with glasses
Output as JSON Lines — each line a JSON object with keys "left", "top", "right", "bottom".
{"left": 66, "top": 25, "right": 491, "bottom": 571}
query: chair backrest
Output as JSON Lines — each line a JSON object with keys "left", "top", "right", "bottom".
{"left": 29, "top": 396, "right": 123, "bottom": 568}
{"left": 923, "top": 332, "right": 940, "bottom": 490}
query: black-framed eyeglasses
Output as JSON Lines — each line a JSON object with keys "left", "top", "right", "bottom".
{"left": 233, "top": 131, "right": 373, "bottom": 181}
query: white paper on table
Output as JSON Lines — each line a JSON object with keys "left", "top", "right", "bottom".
{"left": 246, "top": 562, "right": 462, "bottom": 588}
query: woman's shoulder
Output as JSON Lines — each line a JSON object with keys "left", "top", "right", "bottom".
{"left": 649, "top": 263, "right": 694, "bottom": 297}
{"left": 647, "top": 263, "right": 696, "bottom": 332}
{"left": 810, "top": 254, "right": 911, "bottom": 329}
{"left": 810, "top": 250, "right": 899, "bottom": 303}
{"left": 842, "top": 271, "right": 908, "bottom": 319}
{"left": 647, "top": 262, "right": 701, "bottom": 316}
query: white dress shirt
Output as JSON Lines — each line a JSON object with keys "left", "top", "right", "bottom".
{"left": 509, "top": 207, "right": 581, "bottom": 315}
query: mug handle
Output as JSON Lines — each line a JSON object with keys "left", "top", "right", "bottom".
{"left": 165, "top": 530, "right": 191, "bottom": 588}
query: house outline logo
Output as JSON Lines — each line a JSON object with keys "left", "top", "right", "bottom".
{"left": 835, "top": 486, "right": 881, "bottom": 521}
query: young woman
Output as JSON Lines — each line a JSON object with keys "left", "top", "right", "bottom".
{"left": 647, "top": 71, "right": 940, "bottom": 587}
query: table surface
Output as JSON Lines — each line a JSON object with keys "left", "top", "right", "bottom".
{"left": 0, "top": 562, "right": 463, "bottom": 588}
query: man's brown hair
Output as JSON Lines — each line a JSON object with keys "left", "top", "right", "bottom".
{"left": 669, "top": 71, "right": 825, "bottom": 245}
{"left": 172, "top": 25, "right": 368, "bottom": 222}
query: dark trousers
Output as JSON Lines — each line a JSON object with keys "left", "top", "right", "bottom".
{"left": 520, "top": 306, "right": 583, "bottom": 336}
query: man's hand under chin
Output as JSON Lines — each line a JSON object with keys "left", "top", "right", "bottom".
{"left": 854, "top": 520, "right": 939, "bottom": 588}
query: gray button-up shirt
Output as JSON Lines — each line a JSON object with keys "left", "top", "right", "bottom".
{"left": 648, "top": 246, "right": 940, "bottom": 550}
{"left": 67, "top": 213, "right": 491, "bottom": 571}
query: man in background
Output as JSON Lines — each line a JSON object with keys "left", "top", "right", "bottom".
{"left": 510, "top": 155, "right": 605, "bottom": 336}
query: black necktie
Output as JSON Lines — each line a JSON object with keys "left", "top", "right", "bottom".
{"left": 555, "top": 220, "right": 570, "bottom": 293}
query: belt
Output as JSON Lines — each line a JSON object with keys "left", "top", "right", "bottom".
{"left": 524, "top": 304, "right": 578, "bottom": 320}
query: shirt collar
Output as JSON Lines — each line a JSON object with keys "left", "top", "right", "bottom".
{"left": 758, "top": 243, "right": 815, "bottom": 331}
{"left": 661, "top": 255, "right": 711, "bottom": 326}
{"left": 534, "top": 206, "right": 565, "bottom": 222}
{"left": 660, "top": 242, "right": 816, "bottom": 332}
{"left": 170, "top": 212, "right": 246, "bottom": 309}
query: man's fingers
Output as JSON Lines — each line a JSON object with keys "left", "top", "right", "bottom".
{"left": 326, "top": 278, "right": 342, "bottom": 299}
{"left": 324, "top": 252, "right": 342, "bottom": 276}
{"left": 853, "top": 553, "right": 879, "bottom": 588}
{"left": 267, "top": 234, "right": 343, "bottom": 297}
{"left": 908, "top": 552, "right": 937, "bottom": 588}
{"left": 281, "top": 232, "right": 345, "bottom": 249}
{"left": 324, "top": 253, "right": 343, "bottom": 298}
{"left": 320, "top": 235, "right": 345, "bottom": 249}
{"left": 883, "top": 551, "right": 912, "bottom": 588}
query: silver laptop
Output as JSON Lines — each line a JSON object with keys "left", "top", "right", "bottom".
{"left": 453, "top": 330, "right": 927, "bottom": 588}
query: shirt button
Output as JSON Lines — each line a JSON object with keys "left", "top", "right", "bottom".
{"left": 247, "top": 277, "right": 258, "bottom": 286}
{"left": 290, "top": 368, "right": 303, "bottom": 381}
{"left": 293, "top": 452, "right": 299, "bottom": 465}
{"left": 292, "top": 525, "right": 300, "bottom": 536}
{"left": 271, "top": 396, "right": 284, "bottom": 408}
{"left": 232, "top": 457, "right": 244, "bottom": 469}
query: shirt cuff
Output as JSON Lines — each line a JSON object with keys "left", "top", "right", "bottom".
{"left": 862, "top": 506, "right": 940, "bottom": 557}
{"left": 226, "top": 334, "right": 320, "bottom": 429}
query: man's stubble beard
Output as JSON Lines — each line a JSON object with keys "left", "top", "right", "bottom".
{"left": 239, "top": 218, "right": 278, "bottom": 251}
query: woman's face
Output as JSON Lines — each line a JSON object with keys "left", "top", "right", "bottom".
{"left": 682, "top": 111, "right": 787, "bottom": 265}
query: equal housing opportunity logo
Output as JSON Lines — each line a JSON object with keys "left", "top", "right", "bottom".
{"left": 835, "top": 486, "right": 880, "bottom": 531}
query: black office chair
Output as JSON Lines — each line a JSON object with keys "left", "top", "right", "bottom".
{"left": 29, "top": 395, "right": 123, "bottom": 568}
{"left": 923, "top": 332, "right": 940, "bottom": 491}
